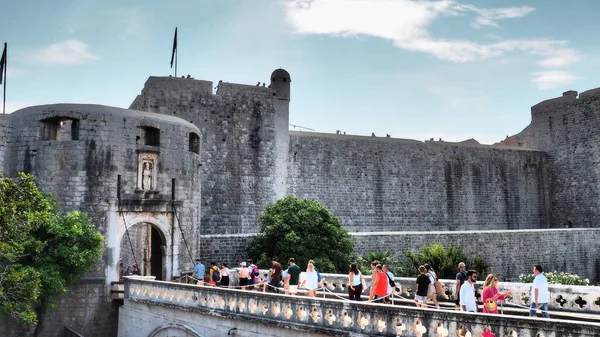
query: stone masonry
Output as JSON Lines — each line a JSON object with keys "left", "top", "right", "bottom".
{"left": 1, "top": 69, "right": 600, "bottom": 336}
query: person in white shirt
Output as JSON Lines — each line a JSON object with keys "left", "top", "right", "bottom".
{"left": 529, "top": 264, "right": 550, "bottom": 318}
{"left": 382, "top": 265, "right": 398, "bottom": 295}
{"left": 459, "top": 270, "right": 478, "bottom": 312}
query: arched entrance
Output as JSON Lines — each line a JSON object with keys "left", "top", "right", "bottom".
{"left": 119, "top": 222, "right": 166, "bottom": 280}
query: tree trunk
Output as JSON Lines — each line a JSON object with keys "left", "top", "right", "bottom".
{"left": 33, "top": 305, "right": 46, "bottom": 337}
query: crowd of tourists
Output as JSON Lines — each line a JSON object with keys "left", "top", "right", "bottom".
{"left": 190, "top": 258, "right": 551, "bottom": 318}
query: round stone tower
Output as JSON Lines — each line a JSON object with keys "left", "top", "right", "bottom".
{"left": 270, "top": 68, "right": 291, "bottom": 101}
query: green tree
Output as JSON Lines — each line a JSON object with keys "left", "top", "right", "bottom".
{"left": 402, "top": 243, "right": 489, "bottom": 279}
{"left": 247, "top": 196, "right": 353, "bottom": 273}
{"left": 0, "top": 173, "right": 104, "bottom": 333}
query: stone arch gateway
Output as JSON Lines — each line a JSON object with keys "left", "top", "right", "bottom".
{"left": 106, "top": 206, "right": 180, "bottom": 287}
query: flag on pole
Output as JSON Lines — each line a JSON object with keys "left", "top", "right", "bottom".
{"left": 1, "top": 42, "right": 6, "bottom": 115}
{"left": 0, "top": 43, "right": 6, "bottom": 85}
{"left": 170, "top": 28, "right": 177, "bottom": 68}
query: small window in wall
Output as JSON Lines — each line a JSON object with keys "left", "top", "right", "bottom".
{"left": 189, "top": 132, "right": 200, "bottom": 154}
{"left": 40, "top": 117, "right": 80, "bottom": 141}
{"left": 143, "top": 126, "right": 160, "bottom": 146}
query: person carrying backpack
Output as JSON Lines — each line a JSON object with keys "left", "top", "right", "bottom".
{"left": 209, "top": 261, "right": 221, "bottom": 286}
{"left": 308, "top": 260, "right": 322, "bottom": 283}
{"left": 383, "top": 265, "right": 398, "bottom": 296}
{"left": 455, "top": 262, "right": 468, "bottom": 310}
{"left": 247, "top": 259, "right": 260, "bottom": 286}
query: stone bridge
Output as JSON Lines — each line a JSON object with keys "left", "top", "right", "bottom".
{"left": 118, "top": 278, "right": 600, "bottom": 337}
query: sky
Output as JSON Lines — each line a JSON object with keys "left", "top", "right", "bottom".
{"left": 1, "top": 0, "right": 599, "bottom": 144}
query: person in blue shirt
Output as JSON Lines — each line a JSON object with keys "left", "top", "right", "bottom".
{"left": 192, "top": 259, "right": 205, "bottom": 285}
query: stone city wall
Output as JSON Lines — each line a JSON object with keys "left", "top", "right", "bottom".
{"left": 518, "top": 88, "right": 600, "bottom": 228}
{"left": 287, "top": 132, "right": 551, "bottom": 232}
{"left": 130, "top": 77, "right": 290, "bottom": 235}
{"left": 197, "top": 228, "right": 599, "bottom": 284}
{"left": 0, "top": 116, "right": 9, "bottom": 173}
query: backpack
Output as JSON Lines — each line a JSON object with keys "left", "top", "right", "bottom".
{"left": 387, "top": 272, "right": 396, "bottom": 287}
{"left": 211, "top": 268, "right": 221, "bottom": 282}
{"left": 315, "top": 267, "right": 322, "bottom": 282}
{"left": 457, "top": 270, "right": 468, "bottom": 285}
{"left": 252, "top": 265, "right": 260, "bottom": 279}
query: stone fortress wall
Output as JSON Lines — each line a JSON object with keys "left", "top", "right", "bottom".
{"left": 287, "top": 132, "right": 550, "bottom": 232}
{"left": 1, "top": 69, "right": 600, "bottom": 336}
{"left": 129, "top": 76, "right": 290, "bottom": 235}
{"left": 0, "top": 104, "right": 203, "bottom": 336}
{"left": 516, "top": 88, "right": 600, "bottom": 227}
{"left": 0, "top": 115, "right": 10, "bottom": 172}
{"left": 127, "top": 70, "right": 600, "bottom": 283}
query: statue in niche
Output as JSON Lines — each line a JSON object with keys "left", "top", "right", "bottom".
{"left": 142, "top": 162, "right": 153, "bottom": 190}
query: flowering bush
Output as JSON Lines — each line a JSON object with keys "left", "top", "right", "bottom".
{"left": 519, "top": 271, "right": 589, "bottom": 286}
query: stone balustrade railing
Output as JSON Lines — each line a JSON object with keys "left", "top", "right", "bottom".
{"left": 316, "top": 273, "right": 600, "bottom": 314}
{"left": 180, "top": 270, "right": 600, "bottom": 313}
{"left": 124, "top": 277, "right": 600, "bottom": 337}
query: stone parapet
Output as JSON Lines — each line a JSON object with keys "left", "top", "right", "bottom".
{"left": 121, "top": 277, "right": 600, "bottom": 337}
{"left": 317, "top": 273, "right": 600, "bottom": 314}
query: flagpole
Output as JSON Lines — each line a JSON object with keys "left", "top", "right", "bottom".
{"left": 175, "top": 46, "right": 177, "bottom": 78}
{"left": 2, "top": 43, "right": 6, "bottom": 116}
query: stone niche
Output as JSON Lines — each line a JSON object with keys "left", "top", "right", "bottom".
{"left": 137, "top": 152, "right": 158, "bottom": 194}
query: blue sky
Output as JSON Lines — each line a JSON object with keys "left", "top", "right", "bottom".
{"left": 2, "top": 0, "right": 599, "bottom": 144}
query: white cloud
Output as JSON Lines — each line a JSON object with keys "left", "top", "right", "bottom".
{"left": 6, "top": 67, "right": 25, "bottom": 80}
{"left": 536, "top": 49, "right": 581, "bottom": 68}
{"left": 30, "top": 40, "right": 99, "bottom": 65}
{"left": 284, "top": 0, "right": 578, "bottom": 66}
{"left": 531, "top": 71, "right": 581, "bottom": 90}
{"left": 459, "top": 5, "right": 535, "bottom": 28}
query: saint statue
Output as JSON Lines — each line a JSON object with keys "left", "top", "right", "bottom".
{"left": 142, "top": 162, "right": 152, "bottom": 190}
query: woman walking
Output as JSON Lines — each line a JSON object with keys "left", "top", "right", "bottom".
{"left": 301, "top": 262, "right": 319, "bottom": 297}
{"left": 220, "top": 263, "right": 230, "bottom": 287}
{"left": 482, "top": 274, "right": 511, "bottom": 314}
{"left": 348, "top": 263, "right": 363, "bottom": 301}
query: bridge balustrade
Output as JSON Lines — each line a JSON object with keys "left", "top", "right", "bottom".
{"left": 123, "top": 277, "right": 600, "bottom": 337}
{"left": 316, "top": 273, "right": 600, "bottom": 313}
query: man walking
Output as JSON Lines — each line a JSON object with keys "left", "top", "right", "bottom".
{"left": 286, "top": 258, "right": 301, "bottom": 295}
{"left": 459, "top": 270, "right": 478, "bottom": 312}
{"left": 529, "top": 265, "right": 550, "bottom": 318}
{"left": 454, "top": 262, "right": 467, "bottom": 310}
{"left": 269, "top": 258, "right": 283, "bottom": 292}
{"left": 191, "top": 259, "right": 205, "bottom": 285}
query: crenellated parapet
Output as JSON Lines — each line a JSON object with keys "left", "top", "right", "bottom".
{"left": 516, "top": 87, "right": 600, "bottom": 227}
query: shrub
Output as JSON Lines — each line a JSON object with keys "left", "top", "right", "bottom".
{"left": 360, "top": 243, "right": 489, "bottom": 279}
{"left": 402, "top": 243, "right": 490, "bottom": 279}
{"left": 519, "top": 271, "right": 589, "bottom": 285}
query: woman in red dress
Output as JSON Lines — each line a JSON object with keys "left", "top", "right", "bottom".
{"left": 482, "top": 274, "right": 512, "bottom": 314}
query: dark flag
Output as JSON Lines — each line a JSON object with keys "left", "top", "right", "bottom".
{"left": 0, "top": 43, "right": 6, "bottom": 85}
{"left": 1, "top": 42, "right": 6, "bottom": 115}
{"left": 170, "top": 28, "right": 177, "bottom": 68}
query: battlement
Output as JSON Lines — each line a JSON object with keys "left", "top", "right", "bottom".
{"left": 531, "top": 86, "right": 600, "bottom": 121}
{"left": 289, "top": 130, "right": 540, "bottom": 151}
{"left": 216, "top": 81, "right": 275, "bottom": 99}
